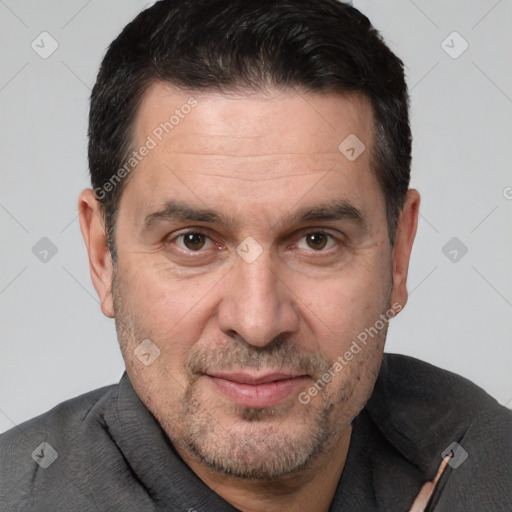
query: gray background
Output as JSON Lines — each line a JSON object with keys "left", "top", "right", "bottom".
{"left": 1, "top": 0, "right": 511, "bottom": 432}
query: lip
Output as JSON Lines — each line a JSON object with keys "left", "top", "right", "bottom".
{"left": 205, "top": 371, "right": 309, "bottom": 408}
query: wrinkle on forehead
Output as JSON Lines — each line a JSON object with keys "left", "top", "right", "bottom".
{"left": 191, "top": 173, "right": 327, "bottom": 183}
{"left": 157, "top": 151, "right": 344, "bottom": 158}
{"left": 133, "top": 83, "right": 374, "bottom": 159}
{"left": 152, "top": 144, "right": 357, "bottom": 182}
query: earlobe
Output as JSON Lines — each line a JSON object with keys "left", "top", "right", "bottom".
{"left": 390, "top": 189, "right": 421, "bottom": 312}
{"left": 78, "top": 189, "right": 115, "bottom": 318}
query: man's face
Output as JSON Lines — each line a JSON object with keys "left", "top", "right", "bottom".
{"left": 108, "top": 83, "right": 398, "bottom": 479}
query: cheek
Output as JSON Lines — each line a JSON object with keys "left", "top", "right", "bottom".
{"left": 296, "top": 251, "right": 392, "bottom": 356}
{"left": 118, "top": 259, "right": 209, "bottom": 341}
{"left": 118, "top": 268, "right": 194, "bottom": 407}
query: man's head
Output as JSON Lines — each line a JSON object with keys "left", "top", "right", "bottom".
{"left": 79, "top": 0, "right": 419, "bottom": 482}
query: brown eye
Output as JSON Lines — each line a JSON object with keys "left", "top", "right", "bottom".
{"left": 181, "top": 232, "right": 207, "bottom": 251}
{"left": 297, "top": 231, "right": 340, "bottom": 254}
{"left": 305, "top": 233, "right": 328, "bottom": 250}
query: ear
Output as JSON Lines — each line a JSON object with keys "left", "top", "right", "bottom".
{"left": 78, "top": 189, "right": 114, "bottom": 318}
{"left": 390, "top": 189, "right": 420, "bottom": 312}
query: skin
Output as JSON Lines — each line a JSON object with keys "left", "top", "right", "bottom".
{"left": 79, "top": 82, "right": 420, "bottom": 512}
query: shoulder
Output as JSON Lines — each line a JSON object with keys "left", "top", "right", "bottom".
{"left": 0, "top": 383, "right": 118, "bottom": 448}
{"left": 370, "top": 352, "right": 512, "bottom": 440}
{"left": 0, "top": 382, "right": 118, "bottom": 443}
{"left": 367, "top": 353, "right": 512, "bottom": 508}
{"left": 0, "top": 383, "right": 120, "bottom": 510}
{"left": 375, "top": 352, "right": 510, "bottom": 418}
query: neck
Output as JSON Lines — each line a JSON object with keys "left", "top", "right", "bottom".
{"left": 178, "top": 425, "right": 352, "bottom": 512}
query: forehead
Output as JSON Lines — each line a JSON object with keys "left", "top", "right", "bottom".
{"left": 133, "top": 82, "right": 374, "bottom": 157}
{"left": 121, "top": 82, "right": 381, "bottom": 228}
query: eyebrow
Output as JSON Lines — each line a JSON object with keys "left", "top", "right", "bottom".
{"left": 142, "top": 198, "right": 367, "bottom": 232}
{"left": 142, "top": 201, "right": 233, "bottom": 231}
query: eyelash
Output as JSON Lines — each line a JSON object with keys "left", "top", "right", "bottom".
{"left": 167, "top": 229, "right": 340, "bottom": 255}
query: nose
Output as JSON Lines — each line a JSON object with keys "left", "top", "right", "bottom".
{"left": 217, "top": 253, "right": 299, "bottom": 348}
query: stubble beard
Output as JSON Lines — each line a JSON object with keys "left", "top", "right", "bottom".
{"left": 111, "top": 266, "right": 389, "bottom": 481}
